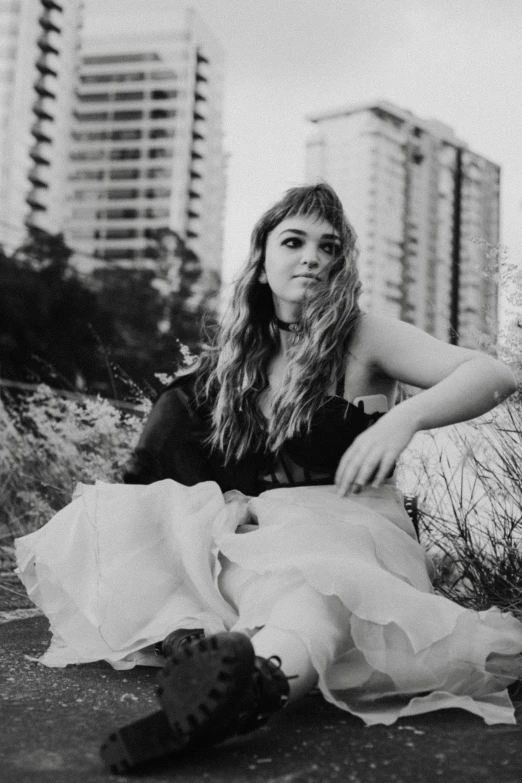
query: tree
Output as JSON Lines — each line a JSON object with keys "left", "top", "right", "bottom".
{"left": 0, "top": 229, "right": 116, "bottom": 391}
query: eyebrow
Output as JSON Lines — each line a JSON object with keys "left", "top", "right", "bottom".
{"left": 278, "top": 228, "right": 341, "bottom": 241}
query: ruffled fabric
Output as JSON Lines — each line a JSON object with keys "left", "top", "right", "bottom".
{"left": 15, "top": 479, "right": 522, "bottom": 726}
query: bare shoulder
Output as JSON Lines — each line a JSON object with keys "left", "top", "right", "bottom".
{"left": 352, "top": 312, "right": 482, "bottom": 389}
{"left": 349, "top": 313, "right": 398, "bottom": 367}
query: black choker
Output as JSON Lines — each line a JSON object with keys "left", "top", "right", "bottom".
{"left": 274, "top": 316, "right": 302, "bottom": 333}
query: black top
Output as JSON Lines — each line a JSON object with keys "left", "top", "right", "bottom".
{"left": 123, "top": 370, "right": 385, "bottom": 495}
{"left": 256, "top": 373, "right": 385, "bottom": 491}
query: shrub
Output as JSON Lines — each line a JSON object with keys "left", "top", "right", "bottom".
{"left": 0, "top": 385, "right": 150, "bottom": 541}
{"left": 398, "top": 395, "right": 522, "bottom": 618}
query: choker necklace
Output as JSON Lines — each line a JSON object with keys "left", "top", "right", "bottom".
{"left": 274, "top": 316, "right": 302, "bottom": 333}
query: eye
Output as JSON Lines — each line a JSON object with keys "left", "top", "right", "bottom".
{"left": 321, "top": 242, "right": 340, "bottom": 256}
{"left": 282, "top": 236, "right": 303, "bottom": 249}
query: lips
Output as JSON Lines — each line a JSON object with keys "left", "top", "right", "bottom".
{"left": 294, "top": 274, "right": 319, "bottom": 280}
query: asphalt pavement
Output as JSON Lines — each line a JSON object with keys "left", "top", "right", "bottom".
{"left": 1, "top": 613, "right": 522, "bottom": 783}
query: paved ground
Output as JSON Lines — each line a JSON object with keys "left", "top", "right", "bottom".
{"left": 2, "top": 611, "right": 522, "bottom": 783}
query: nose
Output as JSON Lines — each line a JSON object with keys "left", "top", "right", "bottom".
{"left": 300, "top": 242, "right": 319, "bottom": 267}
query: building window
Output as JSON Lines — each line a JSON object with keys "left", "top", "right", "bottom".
{"left": 144, "top": 187, "right": 171, "bottom": 199}
{"left": 113, "top": 110, "right": 143, "bottom": 121}
{"left": 114, "top": 90, "right": 145, "bottom": 101}
{"left": 147, "top": 167, "right": 171, "bottom": 179}
{"left": 75, "top": 111, "right": 109, "bottom": 122}
{"left": 102, "top": 208, "right": 139, "bottom": 219}
{"left": 115, "top": 129, "right": 142, "bottom": 141}
{"left": 151, "top": 89, "right": 177, "bottom": 100}
{"left": 83, "top": 53, "right": 160, "bottom": 65}
{"left": 149, "top": 127, "right": 175, "bottom": 139}
{"left": 102, "top": 248, "right": 138, "bottom": 260}
{"left": 109, "top": 148, "right": 141, "bottom": 160}
{"left": 150, "top": 69, "right": 177, "bottom": 80}
{"left": 72, "top": 189, "right": 105, "bottom": 200}
{"left": 72, "top": 130, "right": 108, "bottom": 142}
{"left": 150, "top": 108, "right": 176, "bottom": 119}
{"left": 148, "top": 147, "right": 173, "bottom": 159}
{"left": 144, "top": 207, "right": 169, "bottom": 219}
{"left": 81, "top": 72, "right": 146, "bottom": 84}
{"left": 70, "top": 149, "right": 105, "bottom": 161}
{"left": 109, "top": 168, "right": 140, "bottom": 180}
{"left": 79, "top": 92, "right": 110, "bottom": 102}
{"left": 107, "top": 188, "right": 139, "bottom": 199}
{"left": 105, "top": 228, "right": 139, "bottom": 239}
{"left": 69, "top": 170, "right": 105, "bottom": 181}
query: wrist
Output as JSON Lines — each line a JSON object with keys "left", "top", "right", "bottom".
{"left": 389, "top": 400, "right": 423, "bottom": 434}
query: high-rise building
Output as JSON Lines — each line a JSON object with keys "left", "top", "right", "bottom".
{"left": 306, "top": 100, "right": 500, "bottom": 347}
{"left": 0, "top": 0, "right": 83, "bottom": 252}
{"left": 65, "top": 8, "right": 226, "bottom": 275}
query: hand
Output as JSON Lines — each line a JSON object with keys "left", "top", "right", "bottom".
{"left": 335, "top": 407, "right": 418, "bottom": 496}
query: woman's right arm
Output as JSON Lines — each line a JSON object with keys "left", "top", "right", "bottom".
{"left": 122, "top": 381, "right": 215, "bottom": 485}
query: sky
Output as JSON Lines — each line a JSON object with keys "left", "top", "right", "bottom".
{"left": 84, "top": 0, "right": 522, "bottom": 308}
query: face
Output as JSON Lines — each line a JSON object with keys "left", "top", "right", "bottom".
{"left": 260, "top": 215, "right": 340, "bottom": 320}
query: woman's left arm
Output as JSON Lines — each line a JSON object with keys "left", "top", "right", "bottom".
{"left": 335, "top": 314, "right": 518, "bottom": 496}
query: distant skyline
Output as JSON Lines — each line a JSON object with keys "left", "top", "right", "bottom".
{"left": 84, "top": 0, "right": 521, "bottom": 315}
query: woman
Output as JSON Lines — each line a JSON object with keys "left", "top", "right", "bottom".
{"left": 15, "top": 184, "right": 521, "bottom": 773}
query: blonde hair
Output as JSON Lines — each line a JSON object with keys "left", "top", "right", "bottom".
{"left": 196, "top": 183, "right": 362, "bottom": 463}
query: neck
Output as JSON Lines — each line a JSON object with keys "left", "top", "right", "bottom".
{"left": 274, "top": 315, "right": 301, "bottom": 333}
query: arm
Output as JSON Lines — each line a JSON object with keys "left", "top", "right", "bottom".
{"left": 122, "top": 381, "right": 214, "bottom": 486}
{"left": 335, "top": 314, "right": 517, "bottom": 496}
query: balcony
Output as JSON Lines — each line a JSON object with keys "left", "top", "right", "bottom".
{"left": 35, "top": 75, "right": 56, "bottom": 100}
{"left": 29, "top": 143, "right": 51, "bottom": 166}
{"left": 26, "top": 189, "right": 47, "bottom": 211}
{"left": 36, "top": 54, "right": 58, "bottom": 78}
{"left": 33, "top": 97, "right": 54, "bottom": 121}
{"left": 41, "top": 0, "right": 63, "bottom": 11}
{"left": 39, "top": 9, "right": 61, "bottom": 34}
{"left": 31, "top": 120, "right": 52, "bottom": 143}
{"left": 28, "top": 165, "right": 50, "bottom": 188}
{"left": 37, "top": 31, "right": 60, "bottom": 56}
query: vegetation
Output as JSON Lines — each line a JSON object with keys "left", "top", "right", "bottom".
{"left": 0, "top": 227, "right": 218, "bottom": 398}
{"left": 0, "top": 233, "right": 521, "bottom": 619}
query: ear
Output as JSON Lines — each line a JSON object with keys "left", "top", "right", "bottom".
{"left": 258, "top": 268, "right": 268, "bottom": 284}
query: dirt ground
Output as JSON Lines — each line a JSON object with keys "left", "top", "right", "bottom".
{"left": 2, "top": 594, "right": 522, "bottom": 783}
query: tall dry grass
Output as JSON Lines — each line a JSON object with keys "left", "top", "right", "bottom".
{"left": 398, "top": 394, "right": 522, "bottom": 617}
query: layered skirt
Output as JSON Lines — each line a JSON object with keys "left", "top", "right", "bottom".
{"left": 15, "top": 479, "right": 522, "bottom": 726}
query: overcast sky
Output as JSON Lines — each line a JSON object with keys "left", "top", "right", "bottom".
{"left": 84, "top": 0, "right": 522, "bottom": 302}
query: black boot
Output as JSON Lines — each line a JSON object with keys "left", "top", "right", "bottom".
{"left": 154, "top": 627, "right": 205, "bottom": 659}
{"left": 100, "top": 632, "right": 291, "bottom": 774}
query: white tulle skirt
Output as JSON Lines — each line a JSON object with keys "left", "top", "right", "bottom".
{"left": 15, "top": 479, "right": 522, "bottom": 726}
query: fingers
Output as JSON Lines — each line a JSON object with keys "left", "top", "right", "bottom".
{"left": 336, "top": 444, "right": 395, "bottom": 497}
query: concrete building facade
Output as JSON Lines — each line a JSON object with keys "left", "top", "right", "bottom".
{"left": 65, "top": 8, "right": 226, "bottom": 274}
{"left": 0, "top": 0, "right": 83, "bottom": 252}
{"left": 306, "top": 100, "right": 500, "bottom": 347}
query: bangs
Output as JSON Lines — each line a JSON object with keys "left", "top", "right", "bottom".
{"left": 276, "top": 185, "right": 354, "bottom": 253}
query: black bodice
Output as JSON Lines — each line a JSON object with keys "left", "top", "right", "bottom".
{"left": 123, "top": 370, "right": 385, "bottom": 496}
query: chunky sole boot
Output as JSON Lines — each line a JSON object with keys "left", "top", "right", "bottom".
{"left": 155, "top": 627, "right": 205, "bottom": 659}
{"left": 100, "top": 632, "right": 256, "bottom": 773}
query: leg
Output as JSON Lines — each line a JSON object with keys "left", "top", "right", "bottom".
{"left": 219, "top": 559, "right": 351, "bottom": 703}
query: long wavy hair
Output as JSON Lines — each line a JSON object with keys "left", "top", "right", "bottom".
{"left": 195, "top": 182, "right": 362, "bottom": 463}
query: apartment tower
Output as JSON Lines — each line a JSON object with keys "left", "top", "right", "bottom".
{"left": 306, "top": 100, "right": 500, "bottom": 347}
{"left": 0, "top": 0, "right": 83, "bottom": 252}
{"left": 65, "top": 9, "right": 226, "bottom": 275}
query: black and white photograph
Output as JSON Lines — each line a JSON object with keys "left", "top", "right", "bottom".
{"left": 1, "top": 1, "right": 522, "bottom": 781}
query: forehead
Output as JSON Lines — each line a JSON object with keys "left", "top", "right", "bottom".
{"left": 271, "top": 214, "right": 339, "bottom": 237}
